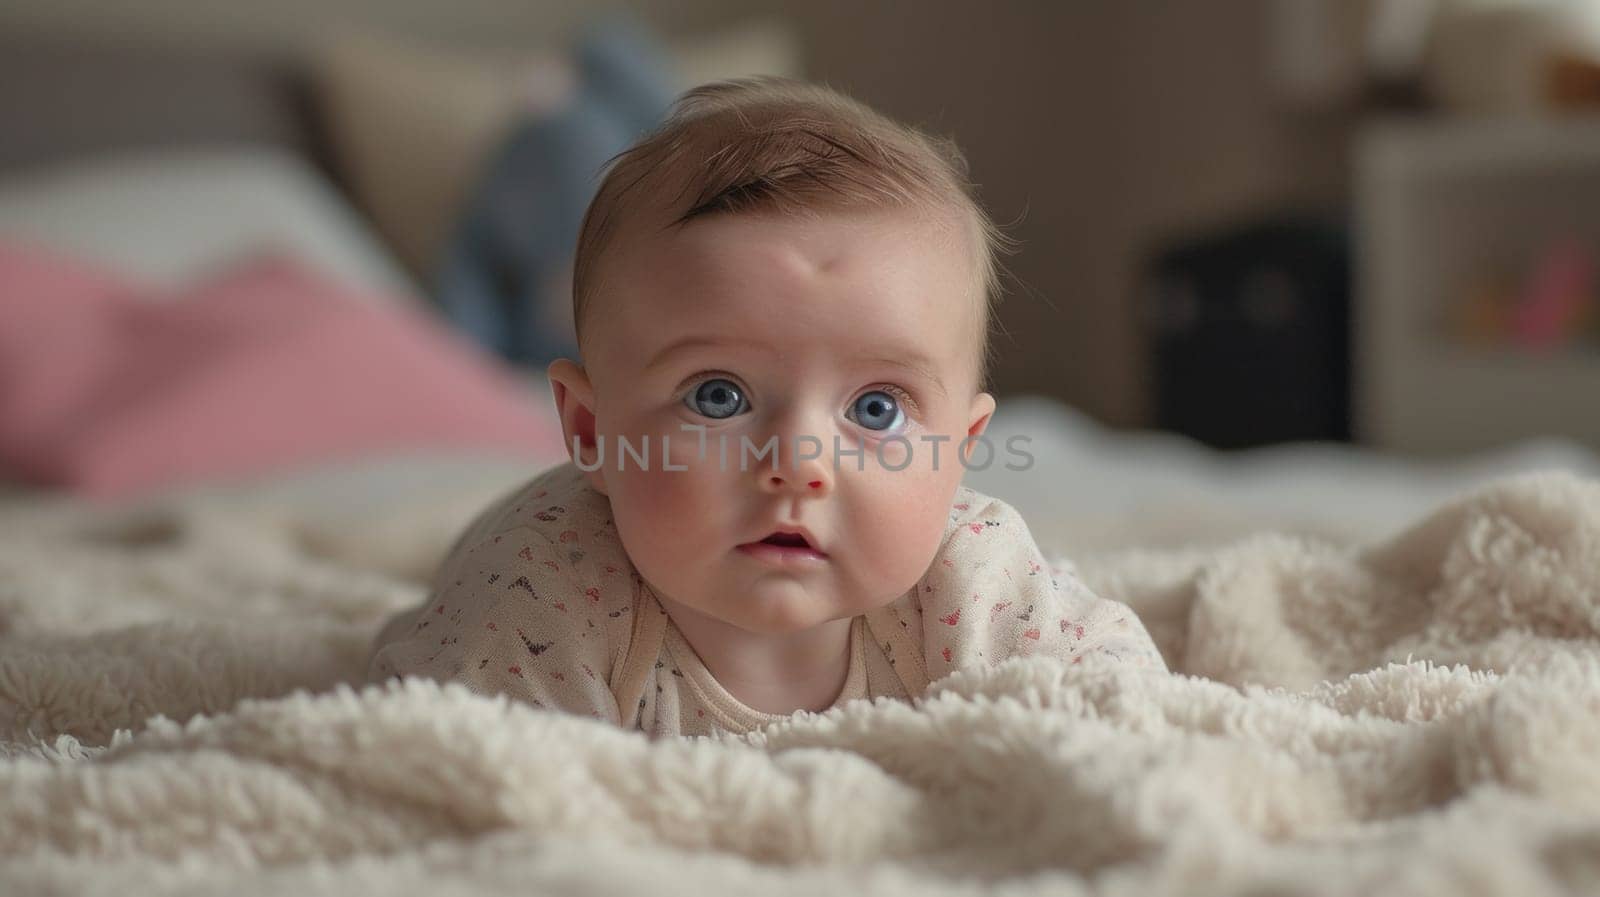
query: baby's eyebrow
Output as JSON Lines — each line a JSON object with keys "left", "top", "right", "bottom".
{"left": 862, "top": 353, "right": 947, "bottom": 399}
{"left": 643, "top": 336, "right": 748, "bottom": 371}
{"left": 643, "top": 336, "right": 949, "bottom": 398}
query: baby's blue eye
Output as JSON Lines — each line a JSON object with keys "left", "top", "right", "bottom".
{"left": 850, "top": 390, "right": 903, "bottom": 432}
{"left": 686, "top": 378, "right": 748, "bottom": 419}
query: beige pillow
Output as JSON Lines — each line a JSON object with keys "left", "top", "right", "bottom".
{"left": 312, "top": 21, "right": 802, "bottom": 280}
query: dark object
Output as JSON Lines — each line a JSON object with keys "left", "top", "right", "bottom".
{"left": 1143, "top": 217, "right": 1351, "bottom": 449}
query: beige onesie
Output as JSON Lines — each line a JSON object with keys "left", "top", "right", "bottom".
{"left": 368, "top": 461, "right": 1166, "bottom": 737}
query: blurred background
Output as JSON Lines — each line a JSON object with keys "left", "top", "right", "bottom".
{"left": 2, "top": 0, "right": 1600, "bottom": 541}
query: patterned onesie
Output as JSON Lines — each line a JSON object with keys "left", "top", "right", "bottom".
{"left": 368, "top": 461, "right": 1166, "bottom": 737}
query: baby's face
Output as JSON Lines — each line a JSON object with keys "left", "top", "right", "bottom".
{"left": 559, "top": 207, "right": 993, "bottom": 636}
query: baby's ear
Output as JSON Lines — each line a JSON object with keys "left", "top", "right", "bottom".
{"left": 960, "top": 391, "right": 996, "bottom": 466}
{"left": 966, "top": 391, "right": 995, "bottom": 440}
{"left": 546, "top": 359, "right": 608, "bottom": 495}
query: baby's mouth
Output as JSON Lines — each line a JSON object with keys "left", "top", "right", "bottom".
{"left": 760, "top": 532, "right": 812, "bottom": 549}
{"left": 738, "top": 528, "right": 829, "bottom": 562}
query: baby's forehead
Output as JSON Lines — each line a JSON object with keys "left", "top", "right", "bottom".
{"left": 642, "top": 210, "right": 969, "bottom": 300}
{"left": 626, "top": 205, "right": 976, "bottom": 294}
{"left": 587, "top": 211, "right": 985, "bottom": 389}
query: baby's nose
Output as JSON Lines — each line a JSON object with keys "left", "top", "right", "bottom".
{"left": 756, "top": 445, "right": 833, "bottom": 496}
{"left": 760, "top": 470, "right": 829, "bottom": 495}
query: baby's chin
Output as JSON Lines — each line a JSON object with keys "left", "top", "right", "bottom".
{"left": 722, "top": 606, "right": 855, "bottom": 637}
{"left": 718, "top": 589, "right": 905, "bottom": 636}
{"left": 654, "top": 588, "right": 858, "bottom": 637}
{"left": 645, "top": 566, "right": 918, "bottom": 635}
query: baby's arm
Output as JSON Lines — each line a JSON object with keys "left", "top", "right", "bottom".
{"left": 369, "top": 525, "right": 624, "bottom": 724}
{"left": 921, "top": 495, "right": 1168, "bottom": 679}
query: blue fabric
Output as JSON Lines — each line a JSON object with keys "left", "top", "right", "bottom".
{"left": 435, "top": 17, "right": 677, "bottom": 364}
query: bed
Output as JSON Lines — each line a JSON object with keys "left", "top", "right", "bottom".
{"left": 5, "top": 38, "right": 1600, "bottom": 897}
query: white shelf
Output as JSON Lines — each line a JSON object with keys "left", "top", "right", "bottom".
{"left": 1354, "top": 116, "right": 1600, "bottom": 455}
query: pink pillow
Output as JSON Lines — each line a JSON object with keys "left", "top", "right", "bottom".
{"left": 0, "top": 245, "right": 129, "bottom": 482}
{"left": 0, "top": 246, "right": 565, "bottom": 498}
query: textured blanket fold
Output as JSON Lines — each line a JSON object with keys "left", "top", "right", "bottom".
{"left": 2, "top": 472, "right": 1598, "bottom": 895}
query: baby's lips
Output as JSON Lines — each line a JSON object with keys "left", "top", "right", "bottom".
{"left": 749, "top": 523, "right": 825, "bottom": 554}
{"left": 740, "top": 527, "right": 830, "bottom": 558}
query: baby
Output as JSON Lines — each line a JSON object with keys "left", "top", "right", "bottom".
{"left": 368, "top": 77, "right": 1166, "bottom": 737}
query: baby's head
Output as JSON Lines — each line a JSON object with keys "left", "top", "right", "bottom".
{"left": 549, "top": 77, "right": 1005, "bottom": 636}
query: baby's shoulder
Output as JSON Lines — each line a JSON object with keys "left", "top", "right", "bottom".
{"left": 438, "top": 461, "right": 638, "bottom": 597}
{"left": 923, "top": 484, "right": 1078, "bottom": 582}
{"left": 938, "top": 484, "right": 1031, "bottom": 543}
{"left": 485, "top": 461, "right": 617, "bottom": 538}
{"left": 432, "top": 464, "right": 644, "bottom": 665}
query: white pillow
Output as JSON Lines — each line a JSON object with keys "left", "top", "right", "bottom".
{"left": 0, "top": 146, "right": 420, "bottom": 302}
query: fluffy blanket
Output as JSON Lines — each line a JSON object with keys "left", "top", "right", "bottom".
{"left": 3, "top": 471, "right": 1600, "bottom": 896}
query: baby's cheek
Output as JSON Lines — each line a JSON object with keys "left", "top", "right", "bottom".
{"left": 867, "top": 435, "right": 914, "bottom": 471}
{"left": 661, "top": 426, "right": 716, "bottom": 470}
{"left": 852, "top": 469, "right": 954, "bottom": 596}
{"left": 609, "top": 467, "right": 713, "bottom": 573}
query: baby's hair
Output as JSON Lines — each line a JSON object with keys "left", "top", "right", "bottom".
{"left": 572, "top": 76, "right": 1009, "bottom": 389}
